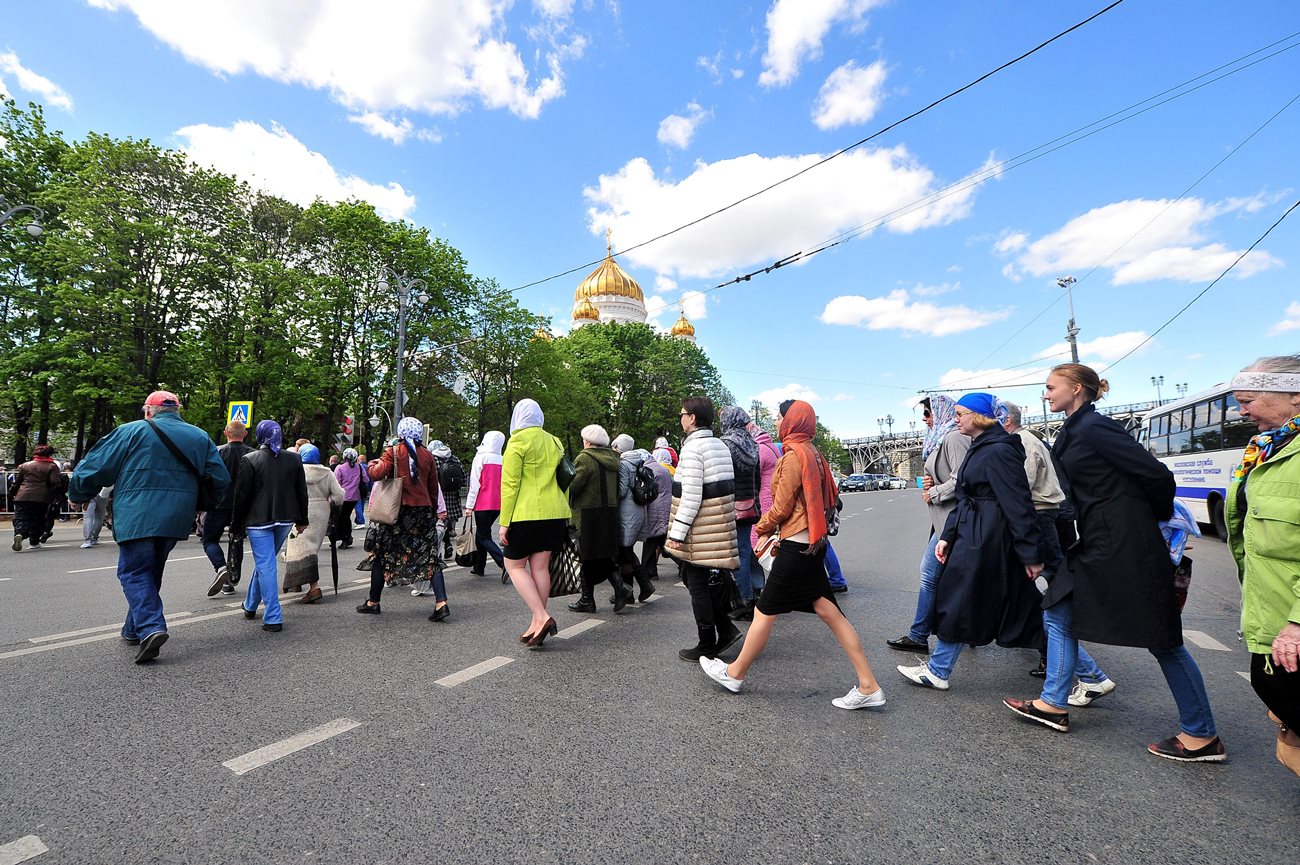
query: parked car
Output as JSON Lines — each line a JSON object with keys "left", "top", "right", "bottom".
{"left": 839, "top": 474, "right": 869, "bottom": 492}
{"left": 885, "top": 477, "right": 909, "bottom": 490}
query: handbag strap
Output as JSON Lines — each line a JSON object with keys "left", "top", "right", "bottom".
{"left": 147, "top": 419, "right": 203, "bottom": 481}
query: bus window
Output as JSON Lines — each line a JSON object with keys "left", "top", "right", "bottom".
{"left": 1207, "top": 397, "right": 1223, "bottom": 426}
{"left": 1193, "top": 401, "right": 1210, "bottom": 429}
{"left": 1169, "top": 430, "right": 1192, "bottom": 454}
{"left": 1154, "top": 414, "right": 1169, "bottom": 436}
{"left": 1169, "top": 411, "right": 1183, "bottom": 433}
{"left": 1150, "top": 435, "right": 1170, "bottom": 457}
{"left": 1224, "top": 421, "right": 1255, "bottom": 448}
{"left": 1192, "top": 428, "right": 1221, "bottom": 451}
{"left": 1225, "top": 394, "right": 1242, "bottom": 422}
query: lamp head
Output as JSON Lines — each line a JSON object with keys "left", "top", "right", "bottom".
{"left": 368, "top": 415, "right": 380, "bottom": 428}
{"left": 26, "top": 223, "right": 43, "bottom": 238}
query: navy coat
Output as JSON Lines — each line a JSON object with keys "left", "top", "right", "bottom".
{"left": 69, "top": 412, "right": 229, "bottom": 542}
{"left": 934, "top": 425, "right": 1044, "bottom": 649}
{"left": 1048, "top": 403, "right": 1180, "bottom": 650}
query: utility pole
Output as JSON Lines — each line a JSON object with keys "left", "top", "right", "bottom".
{"left": 1057, "top": 276, "right": 1079, "bottom": 363}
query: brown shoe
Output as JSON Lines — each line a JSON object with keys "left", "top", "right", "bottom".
{"left": 298, "top": 587, "right": 323, "bottom": 604}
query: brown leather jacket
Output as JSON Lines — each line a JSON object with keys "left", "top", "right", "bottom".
{"left": 14, "top": 459, "right": 63, "bottom": 504}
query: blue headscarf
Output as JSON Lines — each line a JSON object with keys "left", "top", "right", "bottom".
{"left": 298, "top": 443, "right": 320, "bottom": 464}
{"left": 396, "top": 416, "right": 423, "bottom": 480}
{"left": 956, "top": 392, "right": 998, "bottom": 419}
{"left": 256, "top": 419, "right": 283, "bottom": 455}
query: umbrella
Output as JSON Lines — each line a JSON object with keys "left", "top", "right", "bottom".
{"left": 226, "top": 534, "right": 244, "bottom": 586}
{"left": 328, "top": 507, "right": 340, "bottom": 595}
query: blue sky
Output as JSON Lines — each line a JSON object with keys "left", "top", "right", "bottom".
{"left": 4, "top": 1, "right": 1299, "bottom": 438}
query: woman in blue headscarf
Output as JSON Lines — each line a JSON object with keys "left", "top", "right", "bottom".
{"left": 230, "top": 420, "right": 309, "bottom": 632}
{"left": 897, "top": 393, "right": 1045, "bottom": 693}
{"left": 887, "top": 394, "right": 971, "bottom": 653}
{"left": 282, "top": 443, "right": 344, "bottom": 603}
{"left": 358, "top": 417, "right": 448, "bottom": 620}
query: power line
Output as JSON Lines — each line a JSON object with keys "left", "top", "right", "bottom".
{"left": 503, "top": 0, "right": 1129, "bottom": 297}
{"left": 1102, "top": 197, "right": 1300, "bottom": 373}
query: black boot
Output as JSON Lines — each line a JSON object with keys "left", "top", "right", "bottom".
{"left": 569, "top": 568, "right": 597, "bottom": 613}
{"left": 679, "top": 626, "right": 717, "bottom": 662}
{"left": 633, "top": 563, "right": 655, "bottom": 602}
{"left": 609, "top": 566, "right": 632, "bottom": 613}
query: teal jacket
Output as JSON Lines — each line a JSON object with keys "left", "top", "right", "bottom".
{"left": 1227, "top": 435, "right": 1300, "bottom": 655}
{"left": 499, "top": 426, "right": 572, "bottom": 527}
{"left": 70, "top": 412, "right": 230, "bottom": 542}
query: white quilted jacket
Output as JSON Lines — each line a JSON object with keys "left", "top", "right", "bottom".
{"left": 668, "top": 428, "right": 739, "bottom": 569}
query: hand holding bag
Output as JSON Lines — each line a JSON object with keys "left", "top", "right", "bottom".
{"left": 367, "top": 447, "right": 407, "bottom": 526}
{"left": 755, "top": 533, "right": 780, "bottom": 573}
{"left": 453, "top": 514, "right": 477, "bottom": 567}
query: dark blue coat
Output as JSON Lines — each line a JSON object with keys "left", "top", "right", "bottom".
{"left": 934, "top": 425, "right": 1044, "bottom": 649}
{"left": 1048, "top": 403, "right": 1180, "bottom": 649}
{"left": 69, "top": 412, "right": 229, "bottom": 542}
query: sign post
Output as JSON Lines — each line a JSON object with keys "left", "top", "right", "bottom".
{"left": 226, "top": 401, "right": 253, "bottom": 427}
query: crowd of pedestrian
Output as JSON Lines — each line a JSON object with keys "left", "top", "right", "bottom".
{"left": 8, "top": 353, "right": 1300, "bottom": 776}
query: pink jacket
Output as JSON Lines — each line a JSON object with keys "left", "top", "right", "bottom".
{"left": 466, "top": 431, "right": 505, "bottom": 512}
{"left": 750, "top": 428, "right": 780, "bottom": 546}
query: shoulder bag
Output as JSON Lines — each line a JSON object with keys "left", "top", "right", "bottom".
{"left": 453, "top": 514, "right": 477, "bottom": 566}
{"left": 367, "top": 448, "right": 404, "bottom": 526}
{"left": 554, "top": 436, "right": 576, "bottom": 491}
{"left": 147, "top": 419, "right": 221, "bottom": 512}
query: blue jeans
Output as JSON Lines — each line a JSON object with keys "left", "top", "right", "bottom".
{"left": 472, "top": 510, "right": 505, "bottom": 573}
{"left": 244, "top": 524, "right": 291, "bottom": 626}
{"left": 733, "top": 523, "right": 757, "bottom": 601}
{"left": 928, "top": 637, "right": 963, "bottom": 680}
{"left": 201, "top": 508, "right": 231, "bottom": 570}
{"left": 354, "top": 498, "right": 366, "bottom": 524}
{"left": 824, "top": 542, "right": 845, "bottom": 590}
{"left": 1041, "top": 598, "right": 1111, "bottom": 708}
{"left": 117, "top": 537, "right": 178, "bottom": 640}
{"left": 907, "top": 532, "right": 942, "bottom": 643}
{"left": 1152, "top": 645, "right": 1217, "bottom": 738}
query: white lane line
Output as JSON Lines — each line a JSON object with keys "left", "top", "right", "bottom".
{"left": 1, "top": 609, "right": 244, "bottom": 660}
{"left": 1237, "top": 671, "right": 1251, "bottom": 681}
{"left": 67, "top": 554, "right": 208, "bottom": 574}
{"left": 1183, "top": 630, "right": 1230, "bottom": 652}
{"left": 0, "top": 578, "right": 11, "bottom": 581}
{"left": 223, "top": 718, "right": 362, "bottom": 776}
{"left": 864, "top": 507, "right": 874, "bottom": 512}
{"left": 0, "top": 835, "right": 48, "bottom": 864}
{"left": 672, "top": 581, "right": 686, "bottom": 588}
{"left": 556, "top": 619, "right": 605, "bottom": 640}
{"left": 435, "top": 656, "right": 513, "bottom": 688}
{"left": 28, "top": 611, "right": 194, "bottom": 643}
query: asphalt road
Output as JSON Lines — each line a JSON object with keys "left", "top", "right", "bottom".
{"left": 1, "top": 494, "right": 1295, "bottom": 865}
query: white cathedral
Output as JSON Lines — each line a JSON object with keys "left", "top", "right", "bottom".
{"left": 571, "top": 230, "right": 696, "bottom": 343}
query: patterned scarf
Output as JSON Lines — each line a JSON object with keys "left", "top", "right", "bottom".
{"left": 922, "top": 395, "right": 958, "bottom": 460}
{"left": 256, "top": 420, "right": 283, "bottom": 455}
{"left": 396, "top": 416, "right": 424, "bottom": 481}
{"left": 1233, "top": 412, "right": 1300, "bottom": 481}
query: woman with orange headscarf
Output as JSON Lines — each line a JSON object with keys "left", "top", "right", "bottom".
{"left": 697, "top": 399, "right": 885, "bottom": 710}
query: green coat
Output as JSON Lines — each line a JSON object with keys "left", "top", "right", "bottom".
{"left": 1227, "top": 435, "right": 1300, "bottom": 655}
{"left": 499, "top": 425, "right": 572, "bottom": 527}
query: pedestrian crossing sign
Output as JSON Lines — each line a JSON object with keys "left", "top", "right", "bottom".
{"left": 227, "top": 401, "right": 253, "bottom": 427}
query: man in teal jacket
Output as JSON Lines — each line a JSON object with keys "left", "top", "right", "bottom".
{"left": 70, "top": 391, "right": 230, "bottom": 664}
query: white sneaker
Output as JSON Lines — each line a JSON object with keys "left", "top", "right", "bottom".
{"left": 80, "top": 540, "right": 94, "bottom": 549}
{"left": 832, "top": 685, "right": 886, "bottom": 710}
{"left": 897, "top": 662, "right": 950, "bottom": 690}
{"left": 1067, "top": 678, "right": 1116, "bottom": 707}
{"left": 699, "top": 656, "right": 743, "bottom": 693}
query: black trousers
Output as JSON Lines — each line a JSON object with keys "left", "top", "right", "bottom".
{"left": 1253, "top": 652, "right": 1300, "bottom": 731}
{"left": 681, "top": 562, "right": 733, "bottom": 648}
{"left": 640, "top": 534, "right": 666, "bottom": 578}
{"left": 473, "top": 510, "right": 505, "bottom": 572}
{"left": 337, "top": 501, "right": 357, "bottom": 546}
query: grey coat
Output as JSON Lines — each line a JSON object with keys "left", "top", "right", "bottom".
{"left": 616, "top": 448, "right": 651, "bottom": 547}
{"left": 924, "top": 429, "right": 971, "bottom": 536}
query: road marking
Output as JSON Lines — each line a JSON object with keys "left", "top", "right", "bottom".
{"left": 435, "top": 656, "right": 513, "bottom": 688}
{"left": 29, "top": 611, "right": 194, "bottom": 643}
{"left": 67, "top": 554, "right": 208, "bottom": 574}
{"left": 556, "top": 619, "right": 605, "bottom": 639}
{"left": 864, "top": 507, "right": 873, "bottom": 512}
{"left": 1237, "top": 671, "right": 1251, "bottom": 681}
{"left": 0, "top": 578, "right": 10, "bottom": 581}
{"left": 672, "top": 581, "right": 686, "bottom": 588}
{"left": 0, "top": 835, "right": 48, "bottom": 864}
{"left": 1183, "top": 630, "right": 1230, "bottom": 651}
{"left": 223, "top": 718, "right": 362, "bottom": 776}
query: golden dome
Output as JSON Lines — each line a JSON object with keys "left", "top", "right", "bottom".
{"left": 670, "top": 309, "right": 696, "bottom": 337}
{"left": 572, "top": 298, "right": 600, "bottom": 321}
{"left": 532, "top": 326, "right": 554, "bottom": 341}
{"left": 574, "top": 228, "right": 644, "bottom": 304}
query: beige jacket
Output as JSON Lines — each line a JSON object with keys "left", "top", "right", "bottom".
{"left": 1013, "top": 428, "right": 1066, "bottom": 510}
{"left": 668, "top": 429, "right": 739, "bottom": 569}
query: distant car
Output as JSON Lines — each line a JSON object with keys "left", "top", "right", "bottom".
{"left": 886, "top": 477, "right": 909, "bottom": 490}
{"left": 839, "top": 474, "right": 869, "bottom": 492}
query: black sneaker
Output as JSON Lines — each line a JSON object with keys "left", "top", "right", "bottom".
{"left": 207, "top": 566, "right": 229, "bottom": 597}
{"left": 1029, "top": 658, "right": 1047, "bottom": 679}
{"left": 134, "top": 631, "right": 168, "bottom": 664}
{"left": 261, "top": 622, "right": 283, "bottom": 632}
{"left": 11, "top": 534, "right": 22, "bottom": 552}
{"left": 219, "top": 584, "right": 236, "bottom": 595}
{"left": 886, "top": 635, "right": 930, "bottom": 653}
{"left": 356, "top": 602, "right": 381, "bottom": 615}
{"left": 679, "top": 644, "right": 715, "bottom": 662}
{"left": 716, "top": 626, "right": 743, "bottom": 656}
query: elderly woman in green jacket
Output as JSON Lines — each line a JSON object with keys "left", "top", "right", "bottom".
{"left": 499, "top": 399, "right": 572, "bottom": 648}
{"left": 1226, "top": 355, "right": 1300, "bottom": 771}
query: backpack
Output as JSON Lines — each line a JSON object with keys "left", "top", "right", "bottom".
{"left": 631, "top": 462, "right": 658, "bottom": 505}
{"left": 437, "top": 454, "right": 465, "bottom": 491}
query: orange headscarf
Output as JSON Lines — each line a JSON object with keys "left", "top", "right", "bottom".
{"left": 777, "top": 400, "right": 838, "bottom": 545}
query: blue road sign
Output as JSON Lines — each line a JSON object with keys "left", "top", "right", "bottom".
{"left": 227, "top": 401, "right": 253, "bottom": 427}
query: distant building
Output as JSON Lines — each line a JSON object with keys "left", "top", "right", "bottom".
{"left": 571, "top": 229, "right": 647, "bottom": 327}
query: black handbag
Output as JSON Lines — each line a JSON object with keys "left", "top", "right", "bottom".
{"left": 555, "top": 453, "right": 576, "bottom": 491}
{"left": 147, "top": 419, "right": 221, "bottom": 512}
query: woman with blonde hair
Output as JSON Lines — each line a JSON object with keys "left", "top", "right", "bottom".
{"left": 499, "top": 399, "right": 572, "bottom": 647}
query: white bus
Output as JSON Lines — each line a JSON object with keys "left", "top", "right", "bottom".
{"left": 1136, "top": 384, "right": 1256, "bottom": 539}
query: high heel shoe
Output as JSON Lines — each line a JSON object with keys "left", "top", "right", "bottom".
{"left": 526, "top": 617, "right": 558, "bottom": 649}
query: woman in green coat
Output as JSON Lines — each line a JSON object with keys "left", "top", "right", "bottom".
{"left": 1226, "top": 356, "right": 1300, "bottom": 767}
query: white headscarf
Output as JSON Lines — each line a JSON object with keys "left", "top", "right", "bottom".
{"left": 510, "top": 399, "right": 544, "bottom": 433}
{"left": 478, "top": 430, "right": 506, "bottom": 455}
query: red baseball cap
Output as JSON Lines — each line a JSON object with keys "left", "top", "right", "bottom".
{"left": 144, "top": 390, "right": 182, "bottom": 407}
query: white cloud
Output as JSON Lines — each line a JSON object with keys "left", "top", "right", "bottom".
{"left": 1269, "top": 301, "right": 1300, "bottom": 335}
{"left": 994, "top": 230, "right": 1027, "bottom": 255}
{"left": 1187, "top": 352, "right": 1205, "bottom": 360}
{"left": 812, "top": 59, "right": 887, "bottom": 130}
{"left": 657, "top": 102, "right": 711, "bottom": 149}
{"left": 176, "top": 120, "right": 417, "bottom": 220}
{"left": 821, "top": 289, "right": 1010, "bottom": 337}
{"left": 0, "top": 51, "right": 74, "bottom": 111}
{"left": 1032, "top": 331, "right": 1149, "bottom": 362}
{"left": 909, "top": 281, "right": 960, "bottom": 298}
{"left": 938, "top": 364, "right": 1059, "bottom": 391}
{"left": 585, "top": 145, "right": 988, "bottom": 280}
{"left": 1005, "top": 197, "right": 1283, "bottom": 285}
{"left": 644, "top": 283, "right": 708, "bottom": 330}
{"left": 89, "top": 0, "right": 584, "bottom": 119}
{"left": 759, "top": 0, "right": 882, "bottom": 88}
{"left": 750, "top": 383, "right": 824, "bottom": 410}
{"left": 346, "top": 112, "right": 441, "bottom": 145}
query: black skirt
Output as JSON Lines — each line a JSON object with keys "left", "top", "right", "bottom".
{"left": 503, "top": 518, "right": 568, "bottom": 560}
{"left": 756, "top": 540, "right": 839, "bottom": 616}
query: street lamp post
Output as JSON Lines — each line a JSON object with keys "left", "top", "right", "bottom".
{"left": 1175, "top": 382, "right": 1189, "bottom": 398}
{"left": 876, "top": 417, "right": 885, "bottom": 437}
{"left": 1056, "top": 276, "right": 1079, "bottom": 363}
{"left": 378, "top": 267, "right": 430, "bottom": 427}
{"left": 0, "top": 195, "right": 45, "bottom": 236}
{"left": 1151, "top": 375, "right": 1165, "bottom": 403}
{"left": 884, "top": 413, "right": 894, "bottom": 437}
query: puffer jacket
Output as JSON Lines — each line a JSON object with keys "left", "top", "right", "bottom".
{"left": 644, "top": 459, "right": 673, "bottom": 539}
{"left": 616, "top": 448, "right": 651, "bottom": 546}
{"left": 668, "top": 429, "right": 739, "bottom": 569}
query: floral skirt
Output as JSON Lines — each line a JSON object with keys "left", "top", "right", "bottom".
{"left": 370, "top": 505, "right": 442, "bottom": 586}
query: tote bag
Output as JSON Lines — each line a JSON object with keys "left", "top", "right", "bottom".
{"left": 368, "top": 476, "right": 402, "bottom": 525}
{"left": 453, "top": 514, "right": 477, "bottom": 567}
{"left": 548, "top": 531, "right": 582, "bottom": 597}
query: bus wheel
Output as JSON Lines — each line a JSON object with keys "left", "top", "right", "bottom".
{"left": 1210, "top": 497, "right": 1228, "bottom": 541}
